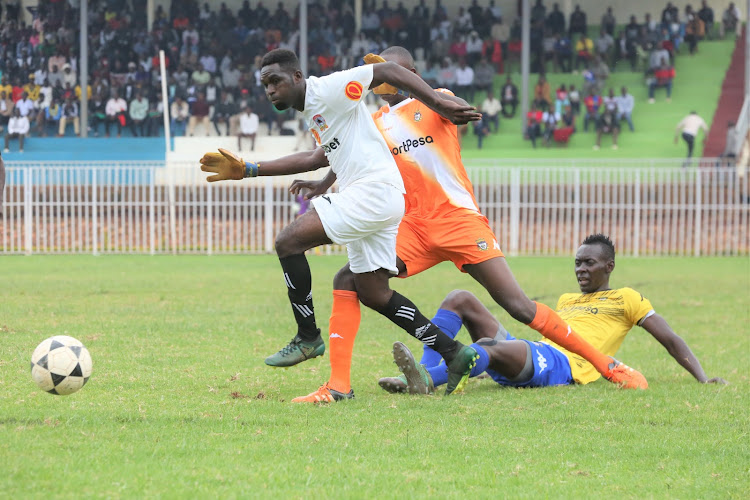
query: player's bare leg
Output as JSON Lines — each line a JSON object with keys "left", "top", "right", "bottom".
{"left": 464, "top": 257, "right": 647, "bottom": 389}
{"left": 265, "top": 208, "right": 332, "bottom": 368}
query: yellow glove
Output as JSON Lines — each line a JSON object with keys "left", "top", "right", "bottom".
{"left": 199, "top": 148, "right": 258, "bottom": 182}
{"left": 364, "top": 53, "right": 398, "bottom": 95}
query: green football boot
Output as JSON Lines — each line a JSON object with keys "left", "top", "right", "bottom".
{"left": 264, "top": 332, "right": 325, "bottom": 367}
{"left": 445, "top": 344, "right": 479, "bottom": 395}
{"left": 392, "top": 341, "right": 434, "bottom": 395}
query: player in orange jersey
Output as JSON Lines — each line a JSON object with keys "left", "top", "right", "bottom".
{"left": 379, "top": 234, "right": 727, "bottom": 394}
{"left": 287, "top": 47, "right": 647, "bottom": 403}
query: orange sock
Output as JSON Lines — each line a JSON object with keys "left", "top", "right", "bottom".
{"left": 529, "top": 302, "right": 610, "bottom": 376}
{"left": 326, "top": 290, "right": 361, "bottom": 393}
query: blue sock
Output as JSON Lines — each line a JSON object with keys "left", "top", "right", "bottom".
{"left": 427, "top": 342, "right": 490, "bottom": 388}
{"left": 420, "top": 309, "right": 462, "bottom": 367}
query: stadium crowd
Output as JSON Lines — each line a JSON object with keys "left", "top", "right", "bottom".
{"left": 0, "top": 0, "right": 741, "bottom": 151}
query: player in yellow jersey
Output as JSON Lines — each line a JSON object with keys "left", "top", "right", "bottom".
{"left": 379, "top": 234, "right": 727, "bottom": 393}
{"left": 288, "top": 47, "right": 648, "bottom": 403}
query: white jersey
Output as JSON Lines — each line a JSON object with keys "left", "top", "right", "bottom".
{"left": 302, "top": 65, "right": 405, "bottom": 193}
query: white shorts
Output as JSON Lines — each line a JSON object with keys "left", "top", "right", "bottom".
{"left": 311, "top": 182, "right": 405, "bottom": 274}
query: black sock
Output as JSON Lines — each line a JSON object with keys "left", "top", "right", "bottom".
{"left": 380, "top": 292, "right": 462, "bottom": 362}
{"left": 279, "top": 254, "right": 318, "bottom": 341}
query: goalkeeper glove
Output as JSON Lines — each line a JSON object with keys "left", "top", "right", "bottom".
{"left": 199, "top": 148, "right": 259, "bottom": 182}
{"left": 364, "top": 53, "right": 400, "bottom": 96}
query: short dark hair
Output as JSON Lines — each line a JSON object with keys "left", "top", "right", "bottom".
{"left": 581, "top": 233, "right": 615, "bottom": 261}
{"left": 381, "top": 46, "right": 414, "bottom": 69}
{"left": 261, "top": 49, "right": 300, "bottom": 72}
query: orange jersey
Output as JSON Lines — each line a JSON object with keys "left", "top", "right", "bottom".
{"left": 371, "top": 91, "right": 480, "bottom": 218}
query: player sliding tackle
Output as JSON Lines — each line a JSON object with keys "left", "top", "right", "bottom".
{"left": 200, "top": 48, "right": 483, "bottom": 397}
{"left": 379, "top": 234, "right": 727, "bottom": 394}
{"left": 282, "top": 47, "right": 648, "bottom": 403}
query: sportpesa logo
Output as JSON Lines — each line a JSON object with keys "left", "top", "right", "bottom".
{"left": 345, "top": 81, "right": 363, "bottom": 100}
{"left": 391, "top": 135, "right": 434, "bottom": 155}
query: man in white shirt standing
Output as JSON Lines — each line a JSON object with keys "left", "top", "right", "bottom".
{"left": 675, "top": 110, "right": 708, "bottom": 165}
{"left": 4, "top": 108, "right": 30, "bottom": 152}
{"left": 200, "top": 48, "right": 482, "bottom": 400}
{"left": 237, "top": 104, "right": 259, "bottom": 151}
{"left": 480, "top": 89, "right": 502, "bottom": 132}
{"left": 614, "top": 86, "right": 635, "bottom": 132}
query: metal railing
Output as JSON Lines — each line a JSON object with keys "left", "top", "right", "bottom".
{"left": 1, "top": 162, "right": 748, "bottom": 256}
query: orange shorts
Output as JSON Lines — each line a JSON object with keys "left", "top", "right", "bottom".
{"left": 396, "top": 210, "right": 504, "bottom": 277}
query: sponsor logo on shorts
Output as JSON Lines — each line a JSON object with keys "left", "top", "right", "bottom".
{"left": 476, "top": 238, "right": 488, "bottom": 251}
{"left": 313, "top": 114, "right": 328, "bottom": 131}
{"left": 391, "top": 135, "right": 434, "bottom": 155}
{"left": 345, "top": 81, "right": 363, "bottom": 100}
{"left": 321, "top": 137, "right": 341, "bottom": 154}
{"left": 536, "top": 349, "right": 548, "bottom": 373}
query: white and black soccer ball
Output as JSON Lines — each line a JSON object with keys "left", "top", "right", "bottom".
{"left": 30, "top": 336, "right": 93, "bottom": 395}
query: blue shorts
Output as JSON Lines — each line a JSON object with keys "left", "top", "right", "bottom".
{"left": 486, "top": 334, "right": 574, "bottom": 388}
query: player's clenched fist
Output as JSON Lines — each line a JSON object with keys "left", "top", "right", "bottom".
{"left": 199, "top": 148, "right": 258, "bottom": 182}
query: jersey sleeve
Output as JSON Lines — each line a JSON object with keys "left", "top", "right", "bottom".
{"left": 623, "top": 288, "right": 655, "bottom": 326}
{"left": 315, "top": 65, "right": 373, "bottom": 114}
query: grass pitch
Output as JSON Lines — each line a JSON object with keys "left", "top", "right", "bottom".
{"left": 0, "top": 255, "right": 748, "bottom": 498}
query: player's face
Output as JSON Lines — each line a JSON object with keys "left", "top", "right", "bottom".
{"left": 260, "top": 63, "right": 301, "bottom": 111}
{"left": 574, "top": 244, "right": 613, "bottom": 293}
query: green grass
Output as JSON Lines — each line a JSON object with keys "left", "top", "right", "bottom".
{"left": 461, "top": 38, "right": 736, "bottom": 160}
{"left": 1, "top": 255, "right": 748, "bottom": 498}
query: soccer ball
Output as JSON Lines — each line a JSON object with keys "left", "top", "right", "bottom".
{"left": 30, "top": 336, "right": 93, "bottom": 395}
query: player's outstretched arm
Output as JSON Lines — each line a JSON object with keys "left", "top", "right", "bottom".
{"left": 641, "top": 314, "right": 728, "bottom": 384}
{"left": 290, "top": 169, "right": 336, "bottom": 200}
{"left": 200, "top": 147, "right": 328, "bottom": 182}
{"left": 370, "top": 61, "right": 482, "bottom": 125}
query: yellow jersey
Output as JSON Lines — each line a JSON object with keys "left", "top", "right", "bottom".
{"left": 544, "top": 287, "right": 655, "bottom": 384}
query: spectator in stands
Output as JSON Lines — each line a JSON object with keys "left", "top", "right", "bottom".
{"left": 238, "top": 104, "right": 259, "bottom": 151}
{"left": 205, "top": 76, "right": 220, "bottom": 106}
{"left": 129, "top": 91, "right": 149, "bottom": 137}
{"left": 649, "top": 41, "right": 671, "bottom": 71}
{"left": 0, "top": 91, "right": 13, "bottom": 131}
{"left": 105, "top": 90, "right": 128, "bottom": 138}
{"left": 583, "top": 91, "right": 602, "bottom": 132}
{"left": 58, "top": 97, "right": 79, "bottom": 137}
{"left": 146, "top": 94, "right": 164, "bottom": 137}
{"left": 684, "top": 7, "right": 705, "bottom": 54}
{"left": 191, "top": 63, "right": 211, "bottom": 87}
{"left": 39, "top": 100, "right": 61, "bottom": 137}
{"left": 719, "top": 121, "right": 738, "bottom": 166}
{"left": 553, "top": 33, "right": 573, "bottom": 72}
{"left": 589, "top": 55, "right": 610, "bottom": 95}
{"left": 554, "top": 84, "right": 569, "bottom": 116}
{"left": 15, "top": 92, "right": 35, "bottom": 120}
{"left": 4, "top": 108, "right": 29, "bottom": 153}
{"left": 533, "top": 75, "right": 552, "bottom": 111}
{"left": 480, "top": 90, "right": 501, "bottom": 133}
{"left": 542, "top": 108, "right": 559, "bottom": 147}
{"left": 675, "top": 111, "right": 708, "bottom": 163}
{"left": 546, "top": 3, "right": 566, "bottom": 35}
{"left": 560, "top": 104, "right": 576, "bottom": 134}
{"left": 721, "top": 2, "right": 741, "bottom": 38}
{"left": 569, "top": 84, "right": 581, "bottom": 115}
{"left": 88, "top": 93, "right": 106, "bottom": 137}
{"left": 436, "top": 57, "right": 457, "bottom": 89}
{"left": 568, "top": 4, "right": 587, "bottom": 37}
{"left": 574, "top": 33, "right": 593, "bottom": 70}
{"left": 594, "top": 107, "right": 619, "bottom": 150}
{"left": 62, "top": 63, "right": 76, "bottom": 88}
{"left": 595, "top": 28, "right": 614, "bottom": 66}
{"left": 455, "top": 58, "right": 475, "bottom": 103}
{"left": 187, "top": 91, "right": 211, "bottom": 136}
{"left": 614, "top": 30, "right": 637, "bottom": 71}
{"left": 698, "top": 0, "right": 715, "bottom": 39}
{"left": 170, "top": 95, "right": 189, "bottom": 137}
{"left": 648, "top": 59, "right": 676, "bottom": 103}
{"left": 601, "top": 7, "right": 616, "bottom": 36}
{"left": 525, "top": 103, "right": 543, "bottom": 148}
{"left": 23, "top": 75, "right": 40, "bottom": 103}
{"left": 473, "top": 114, "right": 491, "bottom": 149}
{"left": 615, "top": 86, "right": 635, "bottom": 132}
{"left": 212, "top": 90, "right": 236, "bottom": 136}
{"left": 501, "top": 75, "right": 518, "bottom": 118}
{"left": 465, "top": 30, "right": 483, "bottom": 67}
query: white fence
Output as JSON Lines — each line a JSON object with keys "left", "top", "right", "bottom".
{"left": 1, "top": 161, "right": 748, "bottom": 256}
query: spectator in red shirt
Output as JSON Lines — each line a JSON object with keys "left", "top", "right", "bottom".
{"left": 583, "top": 91, "right": 602, "bottom": 132}
{"left": 649, "top": 60, "right": 675, "bottom": 103}
{"left": 525, "top": 103, "right": 544, "bottom": 148}
{"left": 187, "top": 91, "right": 211, "bottom": 136}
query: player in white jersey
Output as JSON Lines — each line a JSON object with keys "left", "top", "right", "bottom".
{"left": 199, "top": 48, "right": 483, "bottom": 398}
